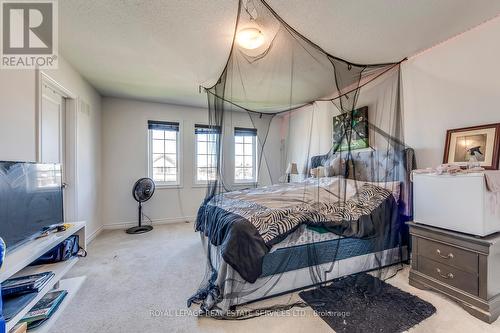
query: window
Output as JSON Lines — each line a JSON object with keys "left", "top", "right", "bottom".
{"left": 148, "top": 120, "right": 180, "bottom": 185}
{"left": 195, "top": 124, "right": 220, "bottom": 183}
{"left": 234, "top": 127, "right": 257, "bottom": 183}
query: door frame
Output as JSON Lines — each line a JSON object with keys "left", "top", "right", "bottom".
{"left": 36, "top": 70, "right": 79, "bottom": 222}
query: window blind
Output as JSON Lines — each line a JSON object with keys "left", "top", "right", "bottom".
{"left": 234, "top": 127, "right": 257, "bottom": 136}
{"left": 148, "top": 120, "right": 179, "bottom": 131}
{"left": 195, "top": 124, "right": 222, "bottom": 134}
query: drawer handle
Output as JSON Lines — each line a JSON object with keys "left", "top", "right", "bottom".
{"left": 436, "top": 268, "right": 454, "bottom": 279}
{"left": 436, "top": 249, "right": 454, "bottom": 259}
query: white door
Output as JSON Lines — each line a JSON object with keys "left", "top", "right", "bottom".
{"left": 40, "top": 85, "right": 65, "bottom": 164}
{"left": 40, "top": 84, "right": 69, "bottom": 221}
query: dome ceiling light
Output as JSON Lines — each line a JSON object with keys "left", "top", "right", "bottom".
{"left": 236, "top": 27, "right": 265, "bottom": 50}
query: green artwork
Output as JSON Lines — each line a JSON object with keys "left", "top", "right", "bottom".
{"left": 333, "top": 106, "right": 369, "bottom": 152}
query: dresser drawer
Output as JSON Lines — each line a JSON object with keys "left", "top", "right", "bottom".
{"left": 418, "top": 256, "right": 479, "bottom": 296}
{"left": 418, "top": 237, "right": 478, "bottom": 273}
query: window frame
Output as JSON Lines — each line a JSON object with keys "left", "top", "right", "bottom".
{"left": 194, "top": 124, "right": 220, "bottom": 185}
{"left": 147, "top": 120, "right": 182, "bottom": 188}
{"left": 234, "top": 127, "right": 258, "bottom": 184}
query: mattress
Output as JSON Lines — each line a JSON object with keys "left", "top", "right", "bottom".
{"left": 262, "top": 221, "right": 402, "bottom": 277}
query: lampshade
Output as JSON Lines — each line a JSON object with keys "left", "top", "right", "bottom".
{"left": 286, "top": 163, "right": 298, "bottom": 175}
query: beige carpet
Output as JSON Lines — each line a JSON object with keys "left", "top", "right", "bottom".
{"left": 52, "top": 222, "right": 500, "bottom": 333}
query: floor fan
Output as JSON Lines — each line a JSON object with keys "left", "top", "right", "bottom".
{"left": 126, "top": 178, "right": 155, "bottom": 234}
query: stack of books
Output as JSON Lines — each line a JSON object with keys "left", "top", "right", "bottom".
{"left": 21, "top": 290, "right": 68, "bottom": 329}
{"left": 2, "top": 272, "right": 55, "bottom": 322}
{"left": 2, "top": 272, "right": 55, "bottom": 297}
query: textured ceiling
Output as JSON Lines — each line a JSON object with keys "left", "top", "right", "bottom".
{"left": 59, "top": 0, "right": 500, "bottom": 108}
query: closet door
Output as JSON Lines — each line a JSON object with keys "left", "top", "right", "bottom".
{"left": 40, "top": 84, "right": 65, "bottom": 164}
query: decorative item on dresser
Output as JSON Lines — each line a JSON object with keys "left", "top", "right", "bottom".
{"left": 408, "top": 222, "right": 500, "bottom": 323}
{"left": 443, "top": 123, "right": 500, "bottom": 170}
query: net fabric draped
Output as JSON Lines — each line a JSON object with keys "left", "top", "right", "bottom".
{"left": 188, "top": 0, "right": 412, "bottom": 319}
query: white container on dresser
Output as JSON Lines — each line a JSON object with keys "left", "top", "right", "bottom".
{"left": 413, "top": 172, "right": 500, "bottom": 237}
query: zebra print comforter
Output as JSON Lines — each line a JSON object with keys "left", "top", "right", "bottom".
{"left": 195, "top": 177, "right": 400, "bottom": 283}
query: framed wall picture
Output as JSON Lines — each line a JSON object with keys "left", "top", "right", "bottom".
{"left": 333, "top": 106, "right": 368, "bottom": 151}
{"left": 443, "top": 123, "right": 500, "bottom": 170}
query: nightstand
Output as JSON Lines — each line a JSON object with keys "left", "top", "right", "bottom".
{"left": 408, "top": 222, "right": 500, "bottom": 323}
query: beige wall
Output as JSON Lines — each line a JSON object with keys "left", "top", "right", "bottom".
{"left": 0, "top": 70, "right": 37, "bottom": 161}
{"left": 101, "top": 97, "right": 207, "bottom": 227}
{"left": 402, "top": 17, "right": 500, "bottom": 168}
{"left": 101, "top": 97, "right": 281, "bottom": 227}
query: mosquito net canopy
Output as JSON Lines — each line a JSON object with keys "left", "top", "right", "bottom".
{"left": 188, "top": 0, "right": 413, "bottom": 319}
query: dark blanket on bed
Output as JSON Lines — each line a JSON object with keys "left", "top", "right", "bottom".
{"left": 195, "top": 183, "right": 399, "bottom": 283}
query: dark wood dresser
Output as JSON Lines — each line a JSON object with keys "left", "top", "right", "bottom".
{"left": 408, "top": 222, "right": 500, "bottom": 323}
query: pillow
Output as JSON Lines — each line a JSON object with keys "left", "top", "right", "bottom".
{"left": 310, "top": 168, "right": 318, "bottom": 178}
{"left": 324, "top": 155, "right": 344, "bottom": 177}
{"left": 317, "top": 166, "right": 326, "bottom": 177}
{"left": 310, "top": 167, "right": 325, "bottom": 178}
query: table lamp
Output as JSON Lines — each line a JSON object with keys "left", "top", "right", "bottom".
{"left": 286, "top": 163, "right": 298, "bottom": 183}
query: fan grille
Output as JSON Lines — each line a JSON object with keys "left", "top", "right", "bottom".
{"left": 133, "top": 178, "right": 155, "bottom": 202}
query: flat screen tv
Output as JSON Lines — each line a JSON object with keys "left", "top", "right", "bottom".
{"left": 0, "top": 161, "right": 64, "bottom": 252}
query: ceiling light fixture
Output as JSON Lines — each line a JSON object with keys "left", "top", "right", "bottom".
{"left": 236, "top": 27, "right": 265, "bottom": 50}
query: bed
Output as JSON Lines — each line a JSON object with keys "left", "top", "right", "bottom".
{"left": 189, "top": 148, "right": 415, "bottom": 312}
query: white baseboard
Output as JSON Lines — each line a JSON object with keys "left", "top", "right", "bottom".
{"left": 87, "top": 225, "right": 103, "bottom": 244}
{"left": 103, "top": 216, "right": 196, "bottom": 230}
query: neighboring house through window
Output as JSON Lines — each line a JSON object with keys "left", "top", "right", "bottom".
{"left": 234, "top": 127, "right": 257, "bottom": 183}
{"left": 148, "top": 120, "right": 180, "bottom": 185}
{"left": 195, "top": 124, "right": 220, "bottom": 183}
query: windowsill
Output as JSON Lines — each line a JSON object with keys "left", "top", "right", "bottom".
{"left": 233, "top": 181, "right": 258, "bottom": 186}
{"left": 192, "top": 183, "right": 210, "bottom": 188}
{"left": 155, "top": 184, "right": 183, "bottom": 189}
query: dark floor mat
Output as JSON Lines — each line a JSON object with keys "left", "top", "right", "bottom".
{"left": 299, "top": 274, "right": 436, "bottom": 333}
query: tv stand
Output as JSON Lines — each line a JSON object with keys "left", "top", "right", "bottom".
{"left": 0, "top": 221, "right": 86, "bottom": 332}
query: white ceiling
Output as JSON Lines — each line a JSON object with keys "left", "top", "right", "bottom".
{"left": 59, "top": 0, "right": 500, "bottom": 108}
